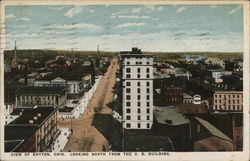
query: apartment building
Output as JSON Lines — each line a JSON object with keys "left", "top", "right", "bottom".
{"left": 213, "top": 91, "right": 243, "bottom": 112}
{"left": 121, "top": 48, "right": 154, "bottom": 129}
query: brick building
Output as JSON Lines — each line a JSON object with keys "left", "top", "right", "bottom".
{"left": 4, "top": 106, "right": 59, "bottom": 152}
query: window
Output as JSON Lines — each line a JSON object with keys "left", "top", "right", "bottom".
{"left": 137, "top": 68, "right": 141, "bottom": 73}
{"left": 137, "top": 95, "right": 141, "bottom": 100}
{"left": 137, "top": 82, "right": 140, "bottom": 86}
{"left": 126, "top": 68, "right": 131, "bottom": 73}
{"left": 137, "top": 108, "right": 141, "bottom": 113}
{"left": 146, "top": 95, "right": 150, "bottom": 100}
{"left": 138, "top": 123, "right": 141, "bottom": 128}
{"left": 126, "top": 102, "right": 131, "bottom": 107}
{"left": 147, "top": 102, "right": 150, "bottom": 107}
{"left": 126, "top": 74, "right": 131, "bottom": 78}
{"left": 137, "top": 88, "right": 141, "bottom": 93}
{"left": 126, "top": 115, "right": 131, "bottom": 120}
{"left": 136, "top": 62, "right": 138, "bottom": 65}
{"left": 138, "top": 116, "right": 141, "bottom": 120}
{"left": 146, "top": 74, "right": 150, "bottom": 78}
{"left": 126, "top": 82, "right": 131, "bottom": 86}
{"left": 146, "top": 88, "right": 150, "bottom": 93}
{"left": 146, "top": 82, "right": 150, "bottom": 86}
{"left": 137, "top": 74, "right": 140, "bottom": 78}
{"left": 147, "top": 115, "right": 150, "bottom": 120}
{"left": 126, "top": 123, "right": 131, "bottom": 128}
{"left": 146, "top": 108, "right": 150, "bottom": 114}
{"left": 137, "top": 102, "right": 141, "bottom": 107}
{"left": 127, "top": 62, "right": 130, "bottom": 65}
{"left": 139, "top": 62, "right": 142, "bottom": 65}
{"left": 126, "top": 88, "right": 131, "bottom": 93}
{"left": 146, "top": 68, "right": 150, "bottom": 73}
{"left": 126, "top": 95, "right": 131, "bottom": 100}
{"left": 126, "top": 108, "right": 131, "bottom": 113}
{"left": 146, "top": 62, "right": 150, "bottom": 65}
{"left": 147, "top": 123, "right": 150, "bottom": 128}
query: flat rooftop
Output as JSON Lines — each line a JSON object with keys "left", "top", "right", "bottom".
{"left": 154, "top": 106, "right": 190, "bottom": 125}
{"left": 10, "top": 106, "right": 57, "bottom": 126}
{"left": 124, "top": 129, "right": 174, "bottom": 151}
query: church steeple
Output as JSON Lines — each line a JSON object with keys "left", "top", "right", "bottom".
{"left": 11, "top": 40, "right": 18, "bottom": 68}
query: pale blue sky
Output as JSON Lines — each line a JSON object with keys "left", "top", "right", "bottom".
{"left": 5, "top": 4, "right": 243, "bottom": 52}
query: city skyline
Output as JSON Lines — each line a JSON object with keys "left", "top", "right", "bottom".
{"left": 4, "top": 4, "right": 243, "bottom": 52}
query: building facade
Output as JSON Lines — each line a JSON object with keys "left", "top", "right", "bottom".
{"left": 16, "top": 86, "right": 67, "bottom": 108}
{"left": 121, "top": 48, "right": 154, "bottom": 129}
{"left": 4, "top": 106, "right": 59, "bottom": 152}
{"left": 213, "top": 91, "right": 243, "bottom": 112}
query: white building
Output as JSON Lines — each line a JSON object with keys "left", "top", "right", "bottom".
{"left": 121, "top": 48, "right": 154, "bottom": 129}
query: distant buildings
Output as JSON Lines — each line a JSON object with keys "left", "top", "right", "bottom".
{"left": 121, "top": 48, "right": 154, "bottom": 129}
{"left": 34, "top": 77, "right": 84, "bottom": 98}
{"left": 5, "top": 106, "right": 59, "bottom": 152}
{"left": 213, "top": 91, "right": 243, "bottom": 112}
{"left": 16, "top": 86, "right": 67, "bottom": 108}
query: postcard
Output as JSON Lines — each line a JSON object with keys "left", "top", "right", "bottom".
{"left": 0, "top": 0, "right": 249, "bottom": 161}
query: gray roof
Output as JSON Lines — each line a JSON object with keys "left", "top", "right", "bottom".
{"left": 154, "top": 106, "right": 190, "bottom": 125}
{"left": 195, "top": 117, "right": 232, "bottom": 142}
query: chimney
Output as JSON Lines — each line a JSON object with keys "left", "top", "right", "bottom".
{"left": 34, "top": 116, "right": 37, "bottom": 120}
{"left": 29, "top": 120, "right": 34, "bottom": 124}
{"left": 197, "top": 124, "right": 201, "bottom": 134}
{"left": 37, "top": 113, "right": 41, "bottom": 117}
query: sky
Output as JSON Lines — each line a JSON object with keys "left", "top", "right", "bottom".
{"left": 4, "top": 4, "right": 243, "bottom": 52}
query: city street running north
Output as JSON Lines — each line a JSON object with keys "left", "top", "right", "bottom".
{"left": 60, "top": 58, "right": 118, "bottom": 152}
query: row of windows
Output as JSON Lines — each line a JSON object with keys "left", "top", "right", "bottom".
{"left": 214, "top": 105, "right": 243, "bottom": 110}
{"left": 126, "top": 115, "right": 151, "bottom": 120}
{"left": 126, "top": 101, "right": 150, "bottom": 107}
{"left": 126, "top": 123, "right": 150, "bottom": 128}
{"left": 126, "top": 74, "right": 150, "bottom": 79}
{"left": 215, "top": 94, "right": 242, "bottom": 98}
{"left": 126, "top": 81, "right": 150, "bottom": 86}
{"left": 126, "top": 68, "right": 150, "bottom": 73}
{"left": 126, "top": 88, "right": 150, "bottom": 93}
{"left": 214, "top": 99, "right": 241, "bottom": 104}
{"left": 126, "top": 95, "right": 150, "bottom": 100}
{"left": 126, "top": 108, "right": 150, "bottom": 114}
{"left": 126, "top": 61, "right": 151, "bottom": 65}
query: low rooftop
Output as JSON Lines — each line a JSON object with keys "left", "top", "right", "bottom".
{"left": 10, "top": 106, "right": 57, "bottom": 126}
{"left": 154, "top": 106, "right": 190, "bottom": 126}
{"left": 176, "top": 104, "right": 208, "bottom": 114}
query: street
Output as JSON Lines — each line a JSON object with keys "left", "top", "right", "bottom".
{"left": 59, "top": 58, "right": 118, "bottom": 152}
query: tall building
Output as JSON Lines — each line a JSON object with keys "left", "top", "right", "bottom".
{"left": 121, "top": 48, "right": 153, "bottom": 129}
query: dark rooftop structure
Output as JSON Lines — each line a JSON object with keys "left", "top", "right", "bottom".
{"left": 17, "top": 86, "right": 66, "bottom": 95}
{"left": 176, "top": 104, "right": 209, "bottom": 114}
{"left": 9, "top": 106, "right": 56, "bottom": 125}
{"left": 123, "top": 129, "right": 174, "bottom": 151}
{"left": 5, "top": 106, "right": 58, "bottom": 152}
